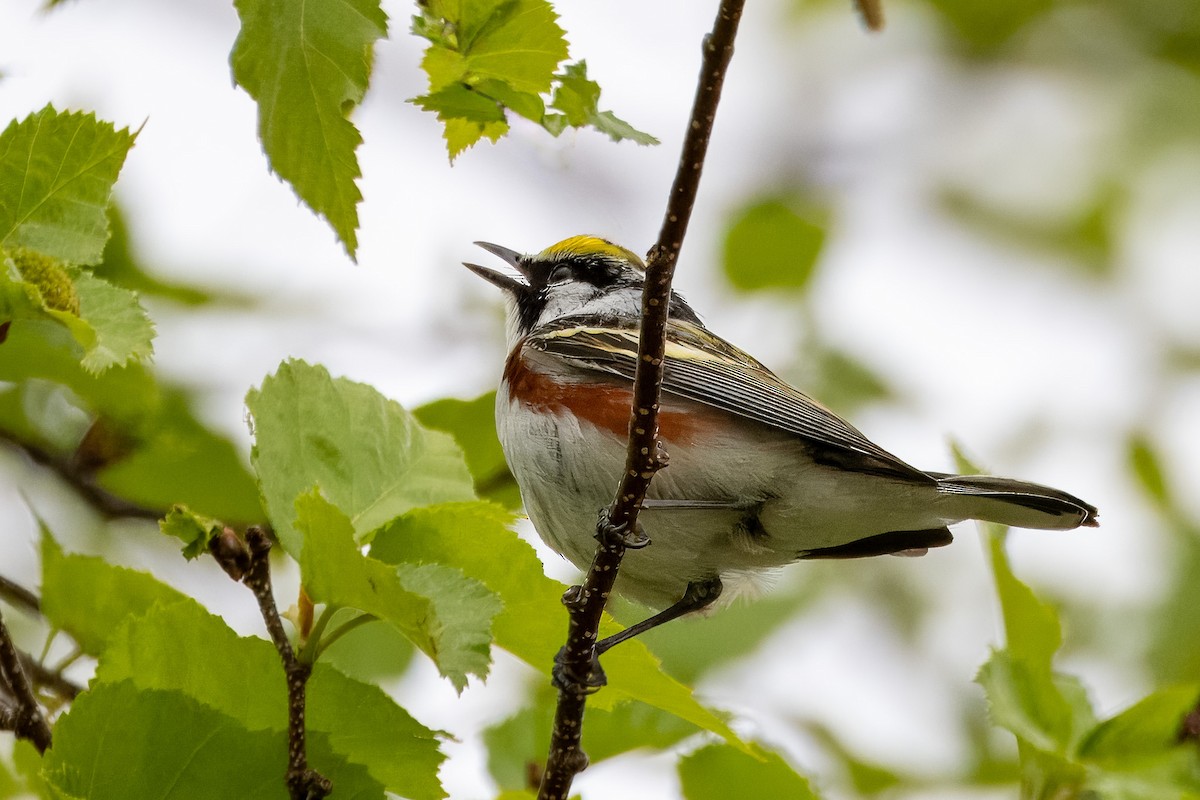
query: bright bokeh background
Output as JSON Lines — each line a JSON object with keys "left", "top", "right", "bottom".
{"left": 2, "top": 0, "right": 1198, "bottom": 797}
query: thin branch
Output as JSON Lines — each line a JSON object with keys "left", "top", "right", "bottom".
{"left": 0, "top": 575, "right": 41, "bottom": 616}
{"left": 0, "top": 576, "right": 84, "bottom": 703}
{"left": 0, "top": 431, "right": 162, "bottom": 521}
{"left": 537, "top": 1, "right": 747, "bottom": 797}
{"left": 241, "top": 527, "right": 331, "bottom": 800}
{"left": 853, "top": 0, "right": 885, "bottom": 31}
{"left": 1179, "top": 697, "right": 1200, "bottom": 745}
{"left": 0, "top": 608, "right": 53, "bottom": 753}
{"left": 19, "top": 651, "right": 83, "bottom": 702}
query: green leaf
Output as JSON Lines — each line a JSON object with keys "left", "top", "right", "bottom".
{"left": 245, "top": 358, "right": 475, "bottom": 556}
{"left": 445, "top": 117, "right": 509, "bottom": 160}
{"left": 296, "top": 491, "right": 500, "bottom": 692}
{"left": 722, "top": 198, "right": 827, "bottom": 292}
{"left": 71, "top": 269, "right": 153, "bottom": 372}
{"left": 801, "top": 722, "right": 906, "bottom": 796}
{"left": 976, "top": 650, "right": 1080, "bottom": 756}
{"left": 413, "top": 84, "right": 507, "bottom": 123}
{"left": 230, "top": 0, "right": 388, "bottom": 260}
{"left": 446, "top": 0, "right": 568, "bottom": 94}
{"left": 985, "top": 525, "right": 1062, "bottom": 669}
{"left": 369, "top": 502, "right": 751, "bottom": 750}
{"left": 159, "top": 505, "right": 226, "bottom": 559}
{"left": 0, "top": 251, "right": 89, "bottom": 341}
{"left": 678, "top": 743, "right": 820, "bottom": 800}
{"left": 318, "top": 614, "right": 415, "bottom": 683}
{"left": 0, "top": 251, "right": 153, "bottom": 375}
{"left": 96, "top": 389, "right": 264, "bottom": 523}
{"left": 0, "top": 105, "right": 137, "bottom": 264}
{"left": 485, "top": 693, "right": 697, "bottom": 791}
{"left": 1080, "top": 685, "right": 1200, "bottom": 766}
{"left": 801, "top": 345, "right": 892, "bottom": 416}
{"left": 549, "top": 62, "right": 658, "bottom": 145}
{"left": 475, "top": 79, "right": 545, "bottom": 122}
{"left": 42, "top": 681, "right": 384, "bottom": 800}
{"left": 1128, "top": 433, "right": 1172, "bottom": 511}
{"left": 94, "top": 599, "right": 446, "bottom": 799}
{"left": 414, "top": 391, "right": 519, "bottom": 508}
{"left": 624, "top": 578, "right": 820, "bottom": 685}
{"left": 0, "top": 319, "right": 159, "bottom": 426}
{"left": 924, "top": 0, "right": 1054, "bottom": 54}
{"left": 412, "top": 0, "right": 568, "bottom": 157}
{"left": 40, "top": 529, "right": 190, "bottom": 656}
{"left": 92, "top": 205, "right": 215, "bottom": 306}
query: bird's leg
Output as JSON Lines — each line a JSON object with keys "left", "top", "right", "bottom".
{"left": 595, "top": 578, "right": 723, "bottom": 656}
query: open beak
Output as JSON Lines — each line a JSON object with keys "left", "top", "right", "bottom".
{"left": 463, "top": 241, "right": 528, "bottom": 294}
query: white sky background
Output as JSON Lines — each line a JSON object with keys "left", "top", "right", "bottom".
{"left": 1, "top": 0, "right": 1198, "bottom": 797}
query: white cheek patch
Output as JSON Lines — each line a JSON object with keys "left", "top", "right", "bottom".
{"left": 536, "top": 285, "right": 642, "bottom": 329}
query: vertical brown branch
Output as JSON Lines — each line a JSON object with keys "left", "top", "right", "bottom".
{"left": 242, "top": 528, "right": 331, "bottom": 800}
{"left": 853, "top": 0, "right": 885, "bottom": 31}
{"left": 537, "top": 1, "right": 747, "bottom": 798}
{"left": 0, "top": 608, "right": 53, "bottom": 753}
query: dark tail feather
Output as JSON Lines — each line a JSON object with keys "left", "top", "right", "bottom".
{"left": 932, "top": 473, "right": 1099, "bottom": 530}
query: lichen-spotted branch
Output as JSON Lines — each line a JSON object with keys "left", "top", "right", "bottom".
{"left": 537, "top": 1, "right": 747, "bottom": 797}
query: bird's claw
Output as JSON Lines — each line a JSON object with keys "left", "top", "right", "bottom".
{"left": 595, "top": 508, "right": 650, "bottom": 549}
{"left": 551, "top": 645, "right": 607, "bottom": 694}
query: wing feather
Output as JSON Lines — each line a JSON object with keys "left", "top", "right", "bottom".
{"left": 525, "top": 318, "right": 931, "bottom": 482}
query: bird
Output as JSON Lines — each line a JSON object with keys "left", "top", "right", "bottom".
{"left": 464, "top": 234, "right": 1098, "bottom": 648}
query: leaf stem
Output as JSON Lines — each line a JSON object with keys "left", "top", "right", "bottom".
{"left": 314, "top": 613, "right": 377, "bottom": 661}
{"left": 297, "top": 604, "right": 339, "bottom": 665}
{"left": 537, "top": 1, "right": 747, "bottom": 797}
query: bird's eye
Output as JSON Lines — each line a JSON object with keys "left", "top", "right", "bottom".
{"left": 548, "top": 264, "right": 572, "bottom": 283}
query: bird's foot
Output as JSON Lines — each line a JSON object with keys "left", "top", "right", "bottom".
{"left": 595, "top": 507, "right": 650, "bottom": 549}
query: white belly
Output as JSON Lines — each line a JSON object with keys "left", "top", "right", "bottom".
{"left": 496, "top": 390, "right": 949, "bottom": 608}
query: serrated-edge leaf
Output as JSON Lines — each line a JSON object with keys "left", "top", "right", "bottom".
{"left": 457, "top": 0, "right": 567, "bottom": 95}
{"left": 230, "top": 0, "right": 388, "bottom": 260}
{"left": 976, "top": 649, "right": 1077, "bottom": 756}
{"left": 0, "top": 105, "right": 136, "bottom": 265}
{"left": 296, "top": 490, "right": 499, "bottom": 692}
{"left": 245, "top": 359, "right": 475, "bottom": 557}
{"left": 1079, "top": 684, "right": 1200, "bottom": 765}
{"left": 369, "top": 501, "right": 752, "bottom": 752}
{"left": 40, "top": 527, "right": 190, "bottom": 656}
{"left": 42, "top": 681, "right": 384, "bottom": 800}
{"left": 71, "top": 270, "right": 154, "bottom": 372}
{"left": 546, "top": 61, "right": 658, "bottom": 145}
{"left": 94, "top": 598, "right": 447, "bottom": 799}
{"left": 159, "top": 504, "right": 225, "bottom": 559}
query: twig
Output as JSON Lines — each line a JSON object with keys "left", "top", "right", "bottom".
{"left": 0, "top": 608, "right": 53, "bottom": 753}
{"left": 0, "top": 575, "right": 41, "bottom": 616}
{"left": 1179, "top": 697, "right": 1200, "bottom": 745}
{"left": 241, "top": 527, "right": 331, "bottom": 800}
{"left": 537, "top": 1, "right": 747, "bottom": 797}
{"left": 853, "top": 0, "right": 885, "bottom": 31}
{"left": 19, "top": 651, "right": 83, "bottom": 702}
{"left": 0, "top": 431, "right": 162, "bottom": 521}
{"left": 0, "top": 576, "right": 85, "bottom": 702}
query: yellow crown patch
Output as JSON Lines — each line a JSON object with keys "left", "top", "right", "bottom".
{"left": 538, "top": 235, "right": 645, "bottom": 269}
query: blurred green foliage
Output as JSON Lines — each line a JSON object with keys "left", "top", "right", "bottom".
{"left": 1, "top": 0, "right": 1199, "bottom": 798}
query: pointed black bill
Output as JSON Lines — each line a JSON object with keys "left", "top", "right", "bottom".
{"left": 474, "top": 241, "right": 525, "bottom": 271}
{"left": 463, "top": 241, "right": 530, "bottom": 295}
{"left": 462, "top": 260, "right": 527, "bottom": 294}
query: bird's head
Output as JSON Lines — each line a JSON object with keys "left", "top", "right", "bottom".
{"left": 464, "top": 235, "right": 699, "bottom": 344}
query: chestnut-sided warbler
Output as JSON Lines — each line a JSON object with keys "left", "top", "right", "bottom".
{"left": 465, "top": 235, "right": 1098, "bottom": 630}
